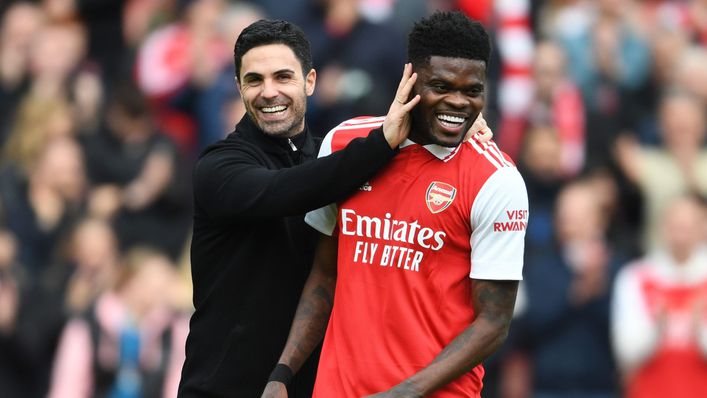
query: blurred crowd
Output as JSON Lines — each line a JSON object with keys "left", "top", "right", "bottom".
{"left": 0, "top": 0, "right": 705, "bottom": 397}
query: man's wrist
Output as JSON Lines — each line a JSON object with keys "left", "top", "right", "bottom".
{"left": 391, "top": 379, "right": 424, "bottom": 398}
{"left": 268, "top": 363, "right": 293, "bottom": 386}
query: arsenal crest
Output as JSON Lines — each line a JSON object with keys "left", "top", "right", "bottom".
{"left": 425, "top": 182, "right": 457, "bottom": 214}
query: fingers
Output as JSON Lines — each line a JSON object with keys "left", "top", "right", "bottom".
{"left": 399, "top": 94, "right": 420, "bottom": 112}
{"left": 392, "top": 64, "right": 417, "bottom": 108}
{"left": 475, "top": 126, "right": 493, "bottom": 143}
{"left": 395, "top": 63, "right": 413, "bottom": 93}
{"left": 465, "top": 113, "right": 493, "bottom": 143}
{"left": 396, "top": 72, "right": 417, "bottom": 105}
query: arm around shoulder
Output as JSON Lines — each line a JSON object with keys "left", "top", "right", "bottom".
{"left": 194, "top": 129, "right": 395, "bottom": 221}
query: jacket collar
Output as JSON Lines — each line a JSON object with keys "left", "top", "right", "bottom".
{"left": 234, "top": 114, "right": 317, "bottom": 157}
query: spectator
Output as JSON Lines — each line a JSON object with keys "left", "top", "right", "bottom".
{"left": 82, "top": 82, "right": 191, "bottom": 260}
{"left": 536, "top": 0, "right": 594, "bottom": 40}
{"left": 616, "top": 89, "right": 707, "bottom": 251}
{"left": 188, "top": 1, "right": 264, "bottom": 150}
{"left": 2, "top": 95, "right": 74, "bottom": 176}
{"left": 518, "top": 40, "right": 585, "bottom": 176}
{"left": 673, "top": 46, "right": 707, "bottom": 107}
{"left": 0, "top": 1, "right": 45, "bottom": 145}
{"left": 518, "top": 181, "right": 625, "bottom": 398}
{"left": 611, "top": 194, "right": 707, "bottom": 398}
{"left": 43, "top": 217, "right": 120, "bottom": 315}
{"left": 631, "top": 23, "right": 691, "bottom": 145}
{"left": 49, "top": 247, "right": 189, "bottom": 398}
{"left": 0, "top": 229, "right": 66, "bottom": 398}
{"left": 518, "top": 125, "right": 565, "bottom": 250}
{"left": 135, "top": 0, "right": 231, "bottom": 155}
{"left": 557, "top": 0, "right": 651, "bottom": 169}
{"left": 25, "top": 21, "right": 87, "bottom": 101}
{"left": 0, "top": 137, "right": 86, "bottom": 281}
{"left": 291, "top": 0, "right": 406, "bottom": 136}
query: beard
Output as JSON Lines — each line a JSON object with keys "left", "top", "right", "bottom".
{"left": 409, "top": 108, "right": 466, "bottom": 148}
{"left": 243, "top": 87, "right": 308, "bottom": 138}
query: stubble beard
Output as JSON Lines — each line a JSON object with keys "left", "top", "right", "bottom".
{"left": 259, "top": 112, "right": 305, "bottom": 138}
{"left": 245, "top": 89, "right": 307, "bottom": 138}
{"left": 409, "top": 109, "right": 465, "bottom": 148}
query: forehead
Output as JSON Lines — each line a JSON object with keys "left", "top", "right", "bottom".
{"left": 240, "top": 43, "right": 302, "bottom": 79}
{"left": 417, "top": 56, "right": 486, "bottom": 83}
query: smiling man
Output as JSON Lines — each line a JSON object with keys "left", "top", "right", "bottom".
{"left": 178, "top": 20, "right": 422, "bottom": 397}
{"left": 262, "top": 12, "right": 528, "bottom": 398}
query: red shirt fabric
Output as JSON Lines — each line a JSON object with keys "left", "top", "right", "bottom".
{"left": 627, "top": 268, "right": 707, "bottom": 398}
{"left": 305, "top": 117, "right": 528, "bottom": 397}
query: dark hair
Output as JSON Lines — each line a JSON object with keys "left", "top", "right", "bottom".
{"left": 234, "top": 19, "right": 313, "bottom": 80}
{"left": 408, "top": 11, "right": 491, "bottom": 68}
{"left": 112, "top": 80, "right": 149, "bottom": 119}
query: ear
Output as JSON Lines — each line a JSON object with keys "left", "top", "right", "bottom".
{"left": 305, "top": 68, "right": 316, "bottom": 96}
{"left": 235, "top": 76, "right": 241, "bottom": 93}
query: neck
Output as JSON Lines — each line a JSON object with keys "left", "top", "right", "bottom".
{"left": 670, "top": 246, "right": 694, "bottom": 265}
{"left": 408, "top": 129, "right": 430, "bottom": 146}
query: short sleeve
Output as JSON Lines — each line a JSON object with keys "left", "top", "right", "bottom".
{"left": 469, "top": 167, "right": 528, "bottom": 280}
{"left": 305, "top": 203, "right": 338, "bottom": 236}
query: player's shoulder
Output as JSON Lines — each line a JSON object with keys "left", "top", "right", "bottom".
{"left": 322, "top": 116, "right": 385, "bottom": 153}
{"left": 461, "top": 136, "right": 516, "bottom": 175}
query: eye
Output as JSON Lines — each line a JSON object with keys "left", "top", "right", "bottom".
{"left": 244, "top": 77, "right": 262, "bottom": 87}
{"left": 276, "top": 73, "right": 293, "bottom": 82}
{"left": 465, "top": 86, "right": 485, "bottom": 97}
{"left": 429, "top": 83, "right": 449, "bottom": 94}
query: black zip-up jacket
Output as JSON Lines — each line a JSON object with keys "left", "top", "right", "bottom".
{"left": 178, "top": 115, "right": 396, "bottom": 397}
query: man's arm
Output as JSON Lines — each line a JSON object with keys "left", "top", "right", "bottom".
{"left": 195, "top": 64, "right": 420, "bottom": 220}
{"left": 367, "top": 280, "right": 518, "bottom": 398}
{"left": 261, "top": 233, "right": 338, "bottom": 398}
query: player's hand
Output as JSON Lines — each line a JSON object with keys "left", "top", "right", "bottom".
{"left": 382, "top": 63, "right": 421, "bottom": 149}
{"left": 465, "top": 113, "right": 493, "bottom": 143}
{"left": 261, "top": 381, "right": 288, "bottom": 398}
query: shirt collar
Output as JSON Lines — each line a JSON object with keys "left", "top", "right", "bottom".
{"left": 400, "top": 139, "right": 461, "bottom": 162}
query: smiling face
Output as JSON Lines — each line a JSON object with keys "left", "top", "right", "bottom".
{"left": 410, "top": 56, "right": 486, "bottom": 147}
{"left": 237, "top": 43, "right": 316, "bottom": 137}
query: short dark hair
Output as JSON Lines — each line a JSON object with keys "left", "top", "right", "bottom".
{"left": 234, "top": 19, "right": 313, "bottom": 80}
{"left": 407, "top": 11, "right": 491, "bottom": 68}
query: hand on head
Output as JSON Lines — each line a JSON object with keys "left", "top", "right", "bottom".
{"left": 466, "top": 113, "right": 493, "bottom": 143}
{"left": 382, "top": 63, "right": 421, "bottom": 149}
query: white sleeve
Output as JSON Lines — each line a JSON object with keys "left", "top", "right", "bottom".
{"left": 610, "top": 265, "right": 659, "bottom": 373}
{"left": 469, "top": 167, "right": 528, "bottom": 280}
{"left": 304, "top": 129, "right": 338, "bottom": 235}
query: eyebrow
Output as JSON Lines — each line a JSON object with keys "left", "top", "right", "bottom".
{"left": 427, "top": 78, "right": 484, "bottom": 89}
{"left": 242, "top": 68, "right": 296, "bottom": 81}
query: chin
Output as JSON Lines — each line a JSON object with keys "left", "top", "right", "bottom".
{"left": 259, "top": 121, "right": 294, "bottom": 137}
{"left": 429, "top": 133, "right": 465, "bottom": 148}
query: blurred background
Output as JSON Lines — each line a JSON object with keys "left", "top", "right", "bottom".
{"left": 0, "top": 0, "right": 705, "bottom": 397}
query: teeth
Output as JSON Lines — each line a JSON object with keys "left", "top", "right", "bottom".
{"left": 262, "top": 105, "right": 287, "bottom": 113}
{"left": 437, "top": 114, "right": 465, "bottom": 124}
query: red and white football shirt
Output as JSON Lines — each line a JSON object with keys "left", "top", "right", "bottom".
{"left": 305, "top": 116, "right": 528, "bottom": 397}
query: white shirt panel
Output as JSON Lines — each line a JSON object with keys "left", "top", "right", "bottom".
{"left": 305, "top": 203, "right": 338, "bottom": 236}
{"left": 469, "top": 167, "right": 528, "bottom": 280}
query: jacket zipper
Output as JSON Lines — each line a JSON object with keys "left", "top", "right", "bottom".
{"left": 287, "top": 138, "right": 298, "bottom": 151}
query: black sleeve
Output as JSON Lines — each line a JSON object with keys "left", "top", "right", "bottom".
{"left": 194, "top": 128, "right": 394, "bottom": 220}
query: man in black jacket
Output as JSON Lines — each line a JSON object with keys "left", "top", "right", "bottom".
{"left": 177, "top": 20, "right": 420, "bottom": 397}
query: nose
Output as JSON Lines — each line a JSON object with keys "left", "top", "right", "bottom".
{"left": 445, "top": 91, "right": 470, "bottom": 109}
{"left": 261, "top": 78, "right": 279, "bottom": 99}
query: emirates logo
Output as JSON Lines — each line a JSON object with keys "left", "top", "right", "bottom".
{"left": 425, "top": 182, "right": 457, "bottom": 214}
